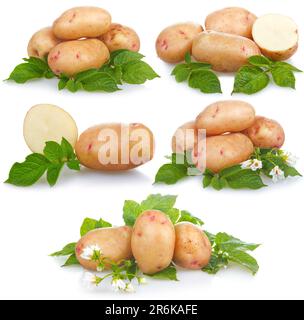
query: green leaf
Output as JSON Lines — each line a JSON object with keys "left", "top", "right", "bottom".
{"left": 50, "top": 243, "right": 77, "bottom": 257}
{"left": 67, "top": 160, "right": 81, "bottom": 171}
{"left": 185, "top": 52, "right": 192, "bottom": 64}
{"left": 62, "top": 254, "right": 80, "bottom": 267}
{"left": 154, "top": 163, "right": 188, "bottom": 185}
{"left": 228, "top": 250, "right": 259, "bottom": 275}
{"left": 203, "top": 174, "right": 213, "bottom": 188}
{"left": 211, "top": 176, "right": 225, "bottom": 191}
{"left": 43, "top": 141, "right": 63, "bottom": 163}
{"left": 284, "top": 165, "right": 302, "bottom": 177}
{"left": 47, "top": 163, "right": 64, "bottom": 187}
{"left": 271, "top": 67, "right": 296, "bottom": 89}
{"left": 215, "top": 233, "right": 260, "bottom": 252}
{"left": 178, "top": 210, "right": 204, "bottom": 226}
{"left": 74, "top": 69, "right": 100, "bottom": 82}
{"left": 61, "top": 138, "right": 75, "bottom": 161}
{"left": 233, "top": 66, "right": 270, "bottom": 94}
{"left": 171, "top": 62, "right": 211, "bottom": 83}
{"left": 225, "top": 169, "right": 266, "bottom": 190}
{"left": 58, "top": 77, "right": 68, "bottom": 90}
{"left": 272, "top": 61, "right": 302, "bottom": 72}
{"left": 81, "top": 72, "right": 120, "bottom": 92}
{"left": 123, "top": 200, "right": 143, "bottom": 227}
{"left": 6, "top": 154, "right": 49, "bottom": 187}
{"left": 248, "top": 55, "right": 271, "bottom": 67}
{"left": 66, "top": 79, "right": 82, "bottom": 93}
{"left": 188, "top": 69, "right": 222, "bottom": 93}
{"left": 122, "top": 60, "right": 159, "bottom": 84}
{"left": 113, "top": 51, "right": 144, "bottom": 66}
{"left": 80, "top": 218, "right": 112, "bottom": 237}
{"left": 140, "top": 194, "right": 177, "bottom": 213}
{"left": 147, "top": 266, "right": 178, "bottom": 281}
{"left": 166, "top": 208, "right": 181, "bottom": 224}
{"left": 202, "top": 253, "right": 228, "bottom": 275}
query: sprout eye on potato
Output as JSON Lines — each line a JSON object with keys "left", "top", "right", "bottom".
{"left": 156, "top": 23, "right": 203, "bottom": 63}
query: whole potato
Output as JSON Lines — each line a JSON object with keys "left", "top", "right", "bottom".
{"left": 205, "top": 7, "right": 257, "bottom": 39}
{"left": 156, "top": 23, "right": 203, "bottom": 63}
{"left": 242, "top": 116, "right": 285, "bottom": 148}
{"left": 53, "top": 6, "right": 111, "bottom": 40}
{"left": 196, "top": 100, "right": 256, "bottom": 136}
{"left": 193, "top": 133, "right": 254, "bottom": 173}
{"left": 76, "top": 226, "right": 133, "bottom": 271}
{"left": 173, "top": 223, "right": 212, "bottom": 270}
{"left": 27, "top": 27, "right": 61, "bottom": 59}
{"left": 131, "top": 210, "right": 175, "bottom": 274}
{"left": 48, "top": 39, "right": 109, "bottom": 76}
{"left": 75, "top": 123, "right": 155, "bottom": 171}
{"left": 192, "top": 31, "right": 261, "bottom": 72}
{"left": 172, "top": 121, "right": 198, "bottom": 153}
{"left": 100, "top": 23, "right": 140, "bottom": 52}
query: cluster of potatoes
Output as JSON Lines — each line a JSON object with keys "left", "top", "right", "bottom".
{"left": 156, "top": 7, "right": 299, "bottom": 71}
{"left": 172, "top": 100, "right": 285, "bottom": 173}
{"left": 23, "top": 104, "right": 154, "bottom": 171}
{"left": 76, "top": 211, "right": 212, "bottom": 274}
{"left": 27, "top": 6, "right": 141, "bottom": 77}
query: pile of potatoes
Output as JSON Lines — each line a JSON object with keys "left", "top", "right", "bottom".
{"left": 27, "top": 6, "right": 141, "bottom": 76}
{"left": 23, "top": 104, "right": 154, "bottom": 171}
{"left": 76, "top": 210, "right": 212, "bottom": 274}
{"left": 156, "top": 7, "right": 299, "bottom": 71}
{"left": 172, "top": 100, "right": 285, "bottom": 173}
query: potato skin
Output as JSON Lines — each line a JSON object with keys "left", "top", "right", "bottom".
{"left": 100, "top": 23, "right": 140, "bottom": 52}
{"left": 172, "top": 121, "right": 198, "bottom": 153}
{"left": 48, "top": 39, "right": 109, "bottom": 76}
{"left": 131, "top": 210, "right": 175, "bottom": 274}
{"left": 259, "top": 45, "right": 298, "bottom": 62}
{"left": 173, "top": 223, "right": 212, "bottom": 270}
{"left": 192, "top": 31, "right": 261, "bottom": 72}
{"left": 27, "top": 27, "right": 61, "bottom": 59}
{"left": 196, "top": 100, "right": 256, "bottom": 136}
{"left": 53, "top": 6, "right": 111, "bottom": 40}
{"left": 193, "top": 133, "right": 254, "bottom": 173}
{"left": 156, "top": 23, "right": 203, "bottom": 63}
{"left": 75, "top": 123, "right": 155, "bottom": 171}
{"left": 242, "top": 116, "right": 285, "bottom": 148}
{"left": 205, "top": 7, "right": 257, "bottom": 39}
{"left": 76, "top": 226, "right": 133, "bottom": 271}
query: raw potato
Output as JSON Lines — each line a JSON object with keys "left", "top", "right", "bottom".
{"left": 53, "top": 7, "right": 112, "bottom": 40}
{"left": 193, "top": 133, "right": 254, "bottom": 173}
{"left": 75, "top": 123, "right": 155, "bottom": 171}
{"left": 205, "top": 7, "right": 257, "bottom": 39}
{"left": 242, "top": 116, "right": 285, "bottom": 148}
{"left": 196, "top": 100, "right": 256, "bottom": 136}
{"left": 172, "top": 121, "right": 198, "bottom": 153}
{"left": 23, "top": 104, "right": 78, "bottom": 153}
{"left": 48, "top": 39, "right": 110, "bottom": 76}
{"left": 100, "top": 23, "right": 140, "bottom": 52}
{"left": 76, "top": 226, "right": 133, "bottom": 271}
{"left": 27, "top": 27, "right": 61, "bottom": 59}
{"left": 192, "top": 31, "right": 261, "bottom": 72}
{"left": 252, "top": 14, "right": 298, "bottom": 61}
{"left": 173, "top": 223, "right": 212, "bottom": 270}
{"left": 156, "top": 23, "right": 203, "bottom": 63}
{"left": 131, "top": 210, "right": 175, "bottom": 274}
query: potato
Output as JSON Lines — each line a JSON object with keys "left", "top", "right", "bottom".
{"left": 53, "top": 7, "right": 112, "bottom": 40}
{"left": 172, "top": 121, "right": 198, "bottom": 153}
{"left": 192, "top": 31, "right": 261, "bottom": 72}
{"left": 27, "top": 27, "right": 61, "bottom": 59}
{"left": 193, "top": 133, "right": 254, "bottom": 173}
{"left": 75, "top": 123, "right": 154, "bottom": 171}
{"left": 48, "top": 39, "right": 110, "bottom": 76}
{"left": 23, "top": 104, "right": 78, "bottom": 153}
{"left": 156, "top": 23, "right": 203, "bottom": 63}
{"left": 100, "top": 23, "right": 140, "bottom": 52}
{"left": 76, "top": 226, "right": 133, "bottom": 271}
{"left": 131, "top": 210, "right": 175, "bottom": 274}
{"left": 205, "top": 7, "right": 257, "bottom": 39}
{"left": 252, "top": 14, "right": 298, "bottom": 61}
{"left": 242, "top": 116, "right": 285, "bottom": 148}
{"left": 196, "top": 100, "right": 256, "bottom": 136}
{"left": 173, "top": 223, "right": 212, "bottom": 270}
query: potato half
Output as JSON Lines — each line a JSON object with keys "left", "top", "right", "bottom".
{"left": 252, "top": 14, "right": 298, "bottom": 61}
{"left": 23, "top": 104, "right": 78, "bottom": 153}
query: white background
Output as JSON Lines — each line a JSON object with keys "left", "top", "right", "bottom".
{"left": 0, "top": 0, "right": 303, "bottom": 300}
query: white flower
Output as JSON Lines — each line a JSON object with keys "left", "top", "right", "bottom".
{"left": 97, "top": 265, "right": 105, "bottom": 272}
{"left": 138, "top": 277, "right": 147, "bottom": 285}
{"left": 83, "top": 272, "right": 100, "bottom": 287}
{"left": 80, "top": 244, "right": 101, "bottom": 261}
{"left": 241, "top": 159, "right": 263, "bottom": 171}
{"left": 112, "top": 279, "right": 126, "bottom": 292}
{"left": 284, "top": 152, "right": 298, "bottom": 167}
{"left": 125, "top": 283, "right": 136, "bottom": 293}
{"left": 270, "top": 166, "right": 285, "bottom": 183}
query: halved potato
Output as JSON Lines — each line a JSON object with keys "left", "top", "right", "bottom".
{"left": 252, "top": 14, "right": 298, "bottom": 61}
{"left": 23, "top": 104, "right": 78, "bottom": 153}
